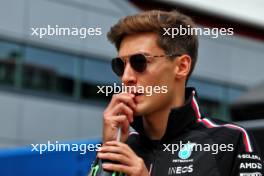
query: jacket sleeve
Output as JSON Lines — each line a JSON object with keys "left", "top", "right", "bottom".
{"left": 230, "top": 130, "right": 263, "bottom": 176}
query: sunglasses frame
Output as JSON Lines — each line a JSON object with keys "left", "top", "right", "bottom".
{"left": 111, "top": 53, "right": 182, "bottom": 76}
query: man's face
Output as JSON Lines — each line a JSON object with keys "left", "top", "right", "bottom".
{"left": 118, "top": 32, "right": 178, "bottom": 116}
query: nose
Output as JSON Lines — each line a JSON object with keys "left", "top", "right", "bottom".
{"left": 121, "top": 62, "right": 137, "bottom": 86}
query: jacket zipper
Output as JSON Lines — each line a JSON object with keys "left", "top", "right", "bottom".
{"left": 149, "top": 147, "right": 158, "bottom": 176}
{"left": 149, "top": 163, "right": 153, "bottom": 175}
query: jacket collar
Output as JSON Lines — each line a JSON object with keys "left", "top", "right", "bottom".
{"left": 130, "top": 87, "right": 202, "bottom": 142}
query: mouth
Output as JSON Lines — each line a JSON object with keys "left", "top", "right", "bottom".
{"left": 133, "top": 92, "right": 144, "bottom": 103}
{"left": 134, "top": 92, "right": 143, "bottom": 97}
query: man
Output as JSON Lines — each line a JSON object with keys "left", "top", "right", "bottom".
{"left": 90, "top": 10, "right": 263, "bottom": 176}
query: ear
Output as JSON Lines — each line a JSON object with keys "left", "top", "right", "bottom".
{"left": 174, "top": 54, "right": 192, "bottom": 79}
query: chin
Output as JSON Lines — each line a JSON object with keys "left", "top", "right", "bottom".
{"left": 133, "top": 106, "right": 144, "bottom": 116}
{"left": 133, "top": 101, "right": 153, "bottom": 116}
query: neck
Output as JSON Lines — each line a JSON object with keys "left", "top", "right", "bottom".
{"left": 143, "top": 87, "right": 185, "bottom": 140}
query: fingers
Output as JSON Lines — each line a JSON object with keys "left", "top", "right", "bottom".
{"left": 103, "top": 93, "right": 137, "bottom": 143}
{"left": 103, "top": 115, "right": 129, "bottom": 142}
{"left": 105, "top": 93, "right": 136, "bottom": 112}
{"left": 102, "top": 163, "right": 132, "bottom": 175}
{"left": 99, "top": 141, "right": 132, "bottom": 158}
{"left": 97, "top": 152, "right": 130, "bottom": 165}
{"left": 114, "top": 115, "right": 130, "bottom": 138}
{"left": 98, "top": 142, "right": 149, "bottom": 176}
{"left": 108, "top": 102, "right": 134, "bottom": 123}
{"left": 97, "top": 142, "right": 135, "bottom": 174}
{"left": 108, "top": 115, "right": 129, "bottom": 125}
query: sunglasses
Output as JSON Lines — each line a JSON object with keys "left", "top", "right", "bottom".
{"left": 111, "top": 53, "right": 181, "bottom": 76}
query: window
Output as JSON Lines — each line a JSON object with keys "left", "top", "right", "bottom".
{"left": 188, "top": 78, "right": 246, "bottom": 121}
{"left": 23, "top": 47, "right": 77, "bottom": 96}
{"left": 0, "top": 41, "right": 22, "bottom": 86}
{"left": 81, "top": 58, "right": 119, "bottom": 101}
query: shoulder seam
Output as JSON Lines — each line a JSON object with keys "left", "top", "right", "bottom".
{"left": 200, "top": 118, "right": 253, "bottom": 153}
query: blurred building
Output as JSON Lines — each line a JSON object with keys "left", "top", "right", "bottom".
{"left": 0, "top": 0, "right": 263, "bottom": 148}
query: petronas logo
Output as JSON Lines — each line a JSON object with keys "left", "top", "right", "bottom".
{"left": 178, "top": 143, "right": 195, "bottom": 160}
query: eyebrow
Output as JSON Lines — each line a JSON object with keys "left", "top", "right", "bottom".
{"left": 118, "top": 52, "right": 151, "bottom": 58}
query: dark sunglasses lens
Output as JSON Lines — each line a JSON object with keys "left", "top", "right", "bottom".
{"left": 111, "top": 58, "right": 124, "bottom": 76}
{"left": 130, "top": 54, "right": 147, "bottom": 73}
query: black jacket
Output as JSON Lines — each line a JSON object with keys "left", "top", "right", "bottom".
{"left": 126, "top": 87, "right": 263, "bottom": 176}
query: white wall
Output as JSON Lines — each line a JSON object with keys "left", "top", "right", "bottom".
{"left": 0, "top": 90, "right": 104, "bottom": 147}
{"left": 163, "top": 0, "right": 264, "bottom": 27}
{"left": 194, "top": 33, "right": 264, "bottom": 87}
{"left": 0, "top": 0, "right": 138, "bottom": 59}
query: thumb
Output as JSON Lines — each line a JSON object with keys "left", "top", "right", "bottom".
{"left": 120, "top": 119, "right": 129, "bottom": 142}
